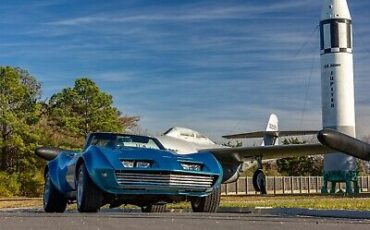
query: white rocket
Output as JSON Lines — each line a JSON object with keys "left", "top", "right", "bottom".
{"left": 320, "top": 0, "right": 356, "bottom": 171}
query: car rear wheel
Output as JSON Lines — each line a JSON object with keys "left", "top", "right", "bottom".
{"left": 43, "top": 171, "right": 67, "bottom": 213}
{"left": 191, "top": 187, "right": 221, "bottom": 213}
{"left": 76, "top": 163, "right": 102, "bottom": 212}
{"left": 141, "top": 204, "right": 166, "bottom": 213}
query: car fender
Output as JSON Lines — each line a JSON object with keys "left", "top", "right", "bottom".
{"left": 77, "top": 146, "right": 115, "bottom": 190}
{"left": 47, "top": 153, "right": 73, "bottom": 193}
{"left": 178, "top": 152, "right": 224, "bottom": 189}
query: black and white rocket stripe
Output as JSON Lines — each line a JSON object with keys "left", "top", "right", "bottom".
{"left": 320, "top": 18, "right": 352, "bottom": 55}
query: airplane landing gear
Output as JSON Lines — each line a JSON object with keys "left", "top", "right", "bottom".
{"left": 252, "top": 157, "right": 267, "bottom": 194}
{"left": 252, "top": 169, "right": 267, "bottom": 194}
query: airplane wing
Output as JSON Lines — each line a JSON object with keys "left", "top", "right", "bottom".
{"left": 201, "top": 129, "right": 370, "bottom": 184}
{"left": 201, "top": 143, "right": 332, "bottom": 164}
{"left": 201, "top": 143, "right": 332, "bottom": 184}
{"left": 223, "top": 130, "right": 318, "bottom": 139}
{"left": 204, "top": 128, "right": 370, "bottom": 171}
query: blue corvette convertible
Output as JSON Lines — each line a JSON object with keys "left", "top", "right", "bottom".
{"left": 36, "top": 132, "right": 223, "bottom": 213}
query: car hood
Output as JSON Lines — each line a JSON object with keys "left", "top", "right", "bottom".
{"left": 90, "top": 146, "right": 221, "bottom": 175}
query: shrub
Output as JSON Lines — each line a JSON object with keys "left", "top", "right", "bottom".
{"left": 0, "top": 172, "right": 20, "bottom": 197}
{"left": 18, "top": 171, "right": 44, "bottom": 197}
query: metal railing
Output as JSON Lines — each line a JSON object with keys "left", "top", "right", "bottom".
{"left": 221, "top": 176, "right": 370, "bottom": 195}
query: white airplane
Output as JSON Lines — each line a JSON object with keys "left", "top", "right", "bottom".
{"left": 157, "top": 114, "right": 323, "bottom": 194}
{"left": 156, "top": 113, "right": 370, "bottom": 194}
{"left": 158, "top": 114, "right": 280, "bottom": 154}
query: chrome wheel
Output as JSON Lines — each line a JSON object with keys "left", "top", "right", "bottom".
{"left": 43, "top": 174, "right": 51, "bottom": 207}
{"left": 76, "top": 164, "right": 102, "bottom": 212}
{"left": 77, "top": 168, "right": 84, "bottom": 207}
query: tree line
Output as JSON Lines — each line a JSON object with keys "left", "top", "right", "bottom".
{"left": 0, "top": 66, "right": 138, "bottom": 196}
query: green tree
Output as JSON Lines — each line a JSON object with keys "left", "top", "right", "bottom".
{"left": 0, "top": 66, "right": 43, "bottom": 197}
{"left": 0, "top": 71, "right": 139, "bottom": 197}
{"left": 48, "top": 78, "right": 136, "bottom": 141}
{"left": 276, "top": 138, "right": 323, "bottom": 176}
{"left": 0, "top": 66, "right": 41, "bottom": 172}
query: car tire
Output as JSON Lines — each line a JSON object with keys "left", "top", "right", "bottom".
{"left": 191, "top": 187, "right": 221, "bottom": 213}
{"left": 141, "top": 204, "right": 166, "bottom": 213}
{"left": 76, "top": 163, "right": 102, "bottom": 212}
{"left": 43, "top": 171, "right": 67, "bottom": 213}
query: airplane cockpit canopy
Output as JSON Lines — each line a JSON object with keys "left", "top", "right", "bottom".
{"left": 162, "top": 127, "right": 216, "bottom": 145}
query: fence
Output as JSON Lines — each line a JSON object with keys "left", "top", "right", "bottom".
{"left": 221, "top": 176, "right": 370, "bottom": 195}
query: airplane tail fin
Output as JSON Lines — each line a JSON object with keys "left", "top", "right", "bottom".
{"left": 261, "top": 113, "right": 279, "bottom": 146}
{"left": 223, "top": 113, "right": 318, "bottom": 145}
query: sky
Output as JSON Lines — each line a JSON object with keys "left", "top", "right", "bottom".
{"left": 0, "top": 0, "right": 370, "bottom": 141}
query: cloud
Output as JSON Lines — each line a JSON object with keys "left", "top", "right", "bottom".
{"left": 49, "top": 0, "right": 318, "bottom": 26}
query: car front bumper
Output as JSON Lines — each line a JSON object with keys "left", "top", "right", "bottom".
{"left": 91, "top": 169, "right": 220, "bottom": 197}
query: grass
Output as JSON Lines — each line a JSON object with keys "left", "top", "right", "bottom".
{"left": 1, "top": 195, "right": 370, "bottom": 211}
{"left": 217, "top": 195, "right": 370, "bottom": 211}
{"left": 0, "top": 198, "right": 43, "bottom": 209}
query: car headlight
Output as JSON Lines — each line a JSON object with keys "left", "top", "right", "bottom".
{"left": 122, "top": 160, "right": 135, "bottom": 168}
{"left": 181, "top": 163, "right": 202, "bottom": 171}
{"left": 136, "top": 161, "right": 151, "bottom": 169}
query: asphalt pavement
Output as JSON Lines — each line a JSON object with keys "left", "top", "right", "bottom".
{"left": 0, "top": 208, "right": 370, "bottom": 230}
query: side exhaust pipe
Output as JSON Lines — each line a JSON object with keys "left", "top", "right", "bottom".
{"left": 35, "top": 147, "right": 64, "bottom": 161}
{"left": 317, "top": 129, "right": 370, "bottom": 161}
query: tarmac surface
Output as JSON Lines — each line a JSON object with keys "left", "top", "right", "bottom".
{"left": 0, "top": 208, "right": 370, "bottom": 230}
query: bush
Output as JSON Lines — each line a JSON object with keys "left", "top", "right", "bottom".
{"left": 0, "top": 171, "right": 44, "bottom": 197}
{"left": 0, "top": 172, "right": 20, "bottom": 197}
{"left": 18, "top": 171, "right": 44, "bottom": 197}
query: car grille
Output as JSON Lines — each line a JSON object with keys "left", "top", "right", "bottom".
{"left": 115, "top": 171, "right": 215, "bottom": 190}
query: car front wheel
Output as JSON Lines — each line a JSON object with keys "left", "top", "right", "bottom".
{"left": 191, "top": 187, "right": 221, "bottom": 213}
{"left": 76, "top": 163, "right": 102, "bottom": 212}
{"left": 43, "top": 171, "right": 67, "bottom": 213}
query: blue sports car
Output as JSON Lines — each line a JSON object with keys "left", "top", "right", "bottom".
{"left": 36, "top": 132, "right": 223, "bottom": 213}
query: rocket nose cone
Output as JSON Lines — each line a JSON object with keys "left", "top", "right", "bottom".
{"left": 321, "top": 0, "right": 351, "bottom": 20}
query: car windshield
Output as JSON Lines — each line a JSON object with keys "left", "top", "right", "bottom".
{"left": 86, "top": 133, "right": 164, "bottom": 150}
